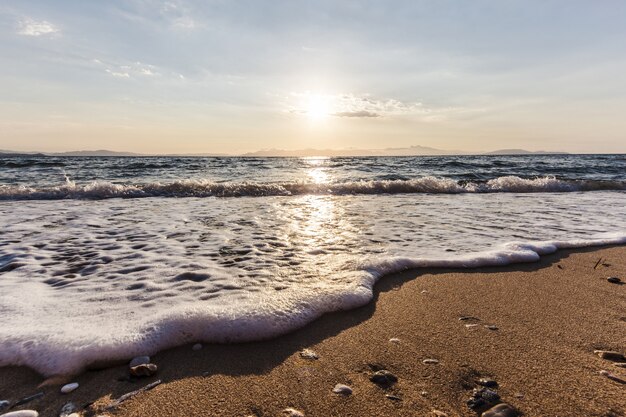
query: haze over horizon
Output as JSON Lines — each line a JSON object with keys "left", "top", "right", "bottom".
{"left": 1, "top": 1, "right": 626, "bottom": 154}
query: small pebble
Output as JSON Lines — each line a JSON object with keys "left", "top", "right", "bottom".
{"left": 594, "top": 350, "right": 625, "bottom": 361}
{"left": 192, "top": 343, "right": 202, "bottom": 351}
{"left": 477, "top": 378, "right": 498, "bottom": 388}
{"left": 423, "top": 358, "right": 439, "bottom": 365}
{"left": 332, "top": 384, "right": 352, "bottom": 395}
{"left": 420, "top": 391, "right": 428, "bottom": 396}
{"left": 607, "top": 276, "right": 622, "bottom": 284}
{"left": 514, "top": 392, "right": 524, "bottom": 399}
{"left": 60, "top": 383, "right": 79, "bottom": 394}
{"left": 0, "top": 402, "right": 8, "bottom": 412}
{"left": 129, "top": 356, "right": 150, "bottom": 368}
{"left": 481, "top": 403, "right": 518, "bottom": 417}
{"left": 389, "top": 338, "right": 401, "bottom": 344}
{"left": 0, "top": 411, "right": 39, "bottom": 417}
{"left": 465, "top": 324, "right": 479, "bottom": 329}
{"left": 421, "top": 290, "right": 428, "bottom": 294}
{"left": 600, "top": 370, "right": 626, "bottom": 384}
{"left": 370, "top": 370, "right": 398, "bottom": 387}
{"left": 385, "top": 394, "right": 402, "bottom": 401}
{"left": 282, "top": 408, "right": 304, "bottom": 417}
{"left": 459, "top": 316, "right": 480, "bottom": 321}
{"left": 59, "top": 402, "right": 77, "bottom": 417}
{"left": 467, "top": 387, "right": 500, "bottom": 411}
{"left": 130, "top": 363, "right": 157, "bottom": 377}
{"left": 432, "top": 411, "right": 448, "bottom": 417}
{"left": 485, "top": 325, "right": 499, "bottom": 331}
{"left": 299, "top": 349, "right": 319, "bottom": 360}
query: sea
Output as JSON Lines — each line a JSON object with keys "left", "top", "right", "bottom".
{"left": 1, "top": 154, "right": 625, "bottom": 376}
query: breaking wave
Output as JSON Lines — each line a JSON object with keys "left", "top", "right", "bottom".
{"left": 1, "top": 176, "right": 625, "bottom": 200}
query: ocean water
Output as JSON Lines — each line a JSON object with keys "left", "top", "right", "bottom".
{"left": 1, "top": 154, "right": 625, "bottom": 376}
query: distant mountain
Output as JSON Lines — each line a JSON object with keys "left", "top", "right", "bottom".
{"left": 242, "top": 145, "right": 465, "bottom": 157}
{"left": 484, "top": 149, "right": 568, "bottom": 155}
{"left": 53, "top": 150, "right": 142, "bottom": 156}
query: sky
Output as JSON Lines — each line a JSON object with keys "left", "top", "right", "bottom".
{"left": 1, "top": 0, "right": 626, "bottom": 154}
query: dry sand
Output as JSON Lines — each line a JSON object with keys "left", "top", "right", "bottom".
{"left": 1, "top": 246, "right": 625, "bottom": 417}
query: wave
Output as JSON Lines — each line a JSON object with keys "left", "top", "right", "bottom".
{"left": 0, "top": 176, "right": 625, "bottom": 200}
{"left": 1, "top": 233, "right": 625, "bottom": 376}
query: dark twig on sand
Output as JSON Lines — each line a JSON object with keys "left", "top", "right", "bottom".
{"left": 593, "top": 258, "right": 603, "bottom": 270}
{"left": 104, "top": 380, "right": 162, "bottom": 411}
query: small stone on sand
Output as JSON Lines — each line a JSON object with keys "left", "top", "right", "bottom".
{"left": 332, "top": 384, "right": 352, "bottom": 395}
{"left": 477, "top": 378, "right": 498, "bottom": 388}
{"left": 129, "top": 356, "right": 150, "bottom": 368}
{"left": 60, "top": 383, "right": 79, "bottom": 394}
{"left": 594, "top": 350, "right": 625, "bottom": 361}
{"left": 0, "top": 411, "right": 39, "bottom": 417}
{"left": 485, "top": 325, "right": 499, "bottom": 330}
{"left": 59, "top": 402, "right": 77, "bottom": 417}
{"left": 481, "top": 403, "right": 518, "bottom": 417}
{"left": 389, "top": 338, "right": 401, "bottom": 344}
{"left": 607, "top": 276, "right": 621, "bottom": 284}
{"left": 370, "top": 370, "right": 398, "bottom": 387}
{"left": 465, "top": 324, "right": 480, "bottom": 329}
{"left": 432, "top": 411, "right": 448, "bottom": 417}
{"left": 192, "top": 343, "right": 202, "bottom": 351}
{"left": 130, "top": 363, "right": 157, "bottom": 377}
{"left": 467, "top": 387, "right": 500, "bottom": 411}
{"left": 385, "top": 394, "right": 402, "bottom": 401}
{"left": 299, "top": 349, "right": 319, "bottom": 360}
{"left": 459, "top": 316, "right": 480, "bottom": 321}
{"left": 423, "top": 358, "right": 439, "bottom": 364}
{"left": 282, "top": 408, "right": 304, "bottom": 417}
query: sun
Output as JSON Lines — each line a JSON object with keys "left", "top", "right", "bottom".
{"left": 304, "top": 94, "right": 331, "bottom": 120}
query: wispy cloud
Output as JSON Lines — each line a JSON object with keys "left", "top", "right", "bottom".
{"left": 17, "top": 17, "right": 59, "bottom": 37}
{"left": 94, "top": 59, "right": 160, "bottom": 79}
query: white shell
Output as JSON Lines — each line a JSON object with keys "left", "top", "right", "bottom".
{"left": 389, "top": 338, "right": 401, "bottom": 343}
{"left": 422, "top": 358, "right": 439, "bottom": 364}
{"left": 61, "top": 382, "right": 79, "bottom": 394}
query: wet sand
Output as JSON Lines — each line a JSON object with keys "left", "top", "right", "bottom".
{"left": 1, "top": 246, "right": 625, "bottom": 417}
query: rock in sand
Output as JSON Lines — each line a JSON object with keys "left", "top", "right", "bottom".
{"left": 60, "top": 383, "right": 79, "bottom": 394}
{"left": 477, "top": 378, "right": 498, "bottom": 388}
{"left": 129, "top": 356, "right": 150, "bottom": 368}
{"left": 0, "top": 411, "right": 39, "bottom": 417}
{"left": 0, "top": 402, "right": 8, "bottom": 412}
{"left": 594, "top": 350, "right": 625, "bottom": 361}
{"left": 607, "top": 276, "right": 622, "bottom": 284}
{"left": 370, "top": 370, "right": 398, "bottom": 387}
{"left": 59, "top": 402, "right": 77, "bottom": 417}
{"left": 332, "top": 384, "right": 353, "bottom": 395}
{"left": 599, "top": 370, "right": 626, "bottom": 384}
{"left": 481, "top": 403, "right": 518, "bottom": 417}
{"left": 282, "top": 408, "right": 304, "bottom": 417}
{"left": 130, "top": 363, "right": 158, "bottom": 377}
{"left": 467, "top": 387, "right": 500, "bottom": 411}
{"left": 422, "top": 358, "right": 439, "bottom": 364}
{"left": 299, "top": 349, "right": 319, "bottom": 360}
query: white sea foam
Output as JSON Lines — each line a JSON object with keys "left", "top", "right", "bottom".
{"left": 0, "top": 193, "right": 625, "bottom": 376}
{"left": 0, "top": 176, "right": 624, "bottom": 200}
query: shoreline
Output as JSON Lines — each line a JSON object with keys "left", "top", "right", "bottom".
{"left": 1, "top": 245, "right": 625, "bottom": 416}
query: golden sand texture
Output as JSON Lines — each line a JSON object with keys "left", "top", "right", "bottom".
{"left": 1, "top": 246, "right": 625, "bottom": 417}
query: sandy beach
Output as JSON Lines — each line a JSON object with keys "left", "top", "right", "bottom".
{"left": 1, "top": 245, "right": 625, "bottom": 417}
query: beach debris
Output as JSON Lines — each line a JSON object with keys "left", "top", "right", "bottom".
{"left": 129, "top": 356, "right": 150, "bottom": 368}
{"left": 422, "top": 358, "right": 439, "bottom": 365}
{"left": 432, "top": 411, "right": 448, "bottom": 417}
{"left": 513, "top": 392, "right": 524, "bottom": 399}
{"left": 594, "top": 350, "right": 626, "bottom": 362}
{"left": 299, "top": 349, "right": 319, "bottom": 360}
{"left": 389, "top": 338, "right": 401, "bottom": 344}
{"left": 0, "top": 402, "right": 8, "bottom": 412}
{"left": 599, "top": 370, "right": 626, "bottom": 384}
{"left": 481, "top": 403, "right": 518, "bottom": 417}
{"left": 467, "top": 387, "right": 500, "bottom": 412}
{"left": 465, "top": 324, "right": 480, "bottom": 329}
{"left": 485, "top": 325, "right": 499, "bottom": 331}
{"left": 130, "top": 363, "right": 157, "bottom": 377}
{"left": 459, "top": 316, "right": 480, "bottom": 321}
{"left": 420, "top": 391, "right": 428, "bottom": 396}
{"left": 0, "top": 411, "right": 39, "bottom": 417}
{"left": 420, "top": 290, "right": 428, "bottom": 294}
{"left": 477, "top": 378, "right": 499, "bottom": 388}
{"left": 60, "top": 383, "right": 79, "bottom": 394}
{"left": 385, "top": 394, "right": 402, "bottom": 401}
{"left": 104, "top": 380, "right": 161, "bottom": 411}
{"left": 557, "top": 264, "right": 564, "bottom": 269}
{"left": 59, "top": 402, "right": 77, "bottom": 417}
{"left": 370, "top": 370, "right": 398, "bottom": 387}
{"left": 614, "top": 363, "right": 626, "bottom": 368}
{"left": 282, "top": 408, "right": 304, "bottom": 417}
{"left": 332, "top": 384, "right": 352, "bottom": 395}
{"left": 14, "top": 393, "right": 44, "bottom": 407}
{"left": 593, "top": 258, "right": 604, "bottom": 269}
{"left": 192, "top": 343, "right": 203, "bottom": 351}
{"left": 607, "top": 276, "right": 622, "bottom": 284}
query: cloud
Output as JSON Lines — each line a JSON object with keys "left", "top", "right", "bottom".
{"left": 333, "top": 110, "right": 380, "bottom": 118}
{"left": 96, "top": 60, "right": 160, "bottom": 79}
{"left": 17, "top": 18, "right": 59, "bottom": 37}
